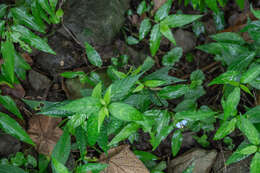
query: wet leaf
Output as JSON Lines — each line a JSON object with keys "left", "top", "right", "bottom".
{"left": 154, "top": 0, "right": 173, "bottom": 22}
{"left": 250, "top": 153, "right": 260, "bottom": 173}
{"left": 214, "top": 118, "right": 237, "bottom": 140}
{"left": 137, "top": 0, "right": 146, "bottom": 15}
{"left": 161, "top": 14, "right": 202, "bottom": 28}
{"left": 205, "top": 0, "right": 219, "bottom": 13}
{"left": 87, "top": 113, "right": 99, "bottom": 146}
{"left": 0, "top": 164, "right": 27, "bottom": 173}
{"left": 209, "top": 71, "right": 240, "bottom": 86}
{"left": 150, "top": 24, "right": 162, "bottom": 56}
{"left": 76, "top": 163, "right": 108, "bottom": 173}
{"left": 0, "top": 4, "right": 8, "bottom": 18}
{"left": 223, "top": 87, "right": 240, "bottom": 120}
{"left": 27, "top": 115, "right": 63, "bottom": 155}
{"left": 175, "top": 109, "right": 217, "bottom": 121}
{"left": 159, "top": 84, "right": 188, "bottom": 99}
{"left": 171, "top": 130, "right": 183, "bottom": 157}
{"left": 210, "top": 32, "right": 245, "bottom": 44}
{"left": 1, "top": 41, "right": 15, "bottom": 83}
{"left": 139, "top": 19, "right": 152, "bottom": 40}
{"left": 238, "top": 145, "right": 257, "bottom": 155}
{"left": 85, "top": 42, "right": 102, "bottom": 67}
{"left": 160, "top": 22, "right": 176, "bottom": 45}
{"left": 226, "top": 142, "right": 252, "bottom": 165}
{"left": 0, "top": 95, "right": 23, "bottom": 120}
{"left": 133, "top": 150, "right": 158, "bottom": 162}
{"left": 52, "top": 157, "right": 69, "bottom": 173}
{"left": 241, "top": 64, "right": 260, "bottom": 84}
{"left": 126, "top": 36, "right": 139, "bottom": 45}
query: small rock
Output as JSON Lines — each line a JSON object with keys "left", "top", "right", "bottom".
{"left": 181, "top": 132, "right": 197, "bottom": 149}
{"left": 168, "top": 148, "right": 218, "bottom": 173}
{"left": 28, "top": 70, "right": 51, "bottom": 91}
{"left": 212, "top": 151, "right": 251, "bottom": 173}
{"left": 0, "top": 133, "right": 21, "bottom": 157}
{"left": 173, "top": 29, "right": 197, "bottom": 53}
{"left": 228, "top": 12, "right": 240, "bottom": 26}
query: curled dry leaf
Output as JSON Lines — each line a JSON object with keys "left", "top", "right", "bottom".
{"left": 0, "top": 84, "right": 26, "bottom": 98}
{"left": 27, "top": 115, "right": 63, "bottom": 156}
{"left": 99, "top": 145, "right": 149, "bottom": 173}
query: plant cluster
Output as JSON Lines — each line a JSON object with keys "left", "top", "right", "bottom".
{"left": 0, "top": 0, "right": 260, "bottom": 173}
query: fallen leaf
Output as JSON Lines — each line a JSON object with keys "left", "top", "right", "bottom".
{"left": 99, "top": 145, "right": 149, "bottom": 173}
{"left": 21, "top": 53, "right": 34, "bottom": 66}
{"left": 27, "top": 115, "right": 63, "bottom": 155}
{"left": 0, "top": 84, "right": 26, "bottom": 98}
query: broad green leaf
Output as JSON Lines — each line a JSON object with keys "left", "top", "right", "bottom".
{"left": 159, "top": 84, "right": 188, "bottom": 99}
{"left": 251, "top": 6, "right": 260, "bottom": 19}
{"left": 133, "top": 150, "right": 158, "bottom": 162}
{"left": 14, "top": 51, "right": 31, "bottom": 80}
{"left": 238, "top": 145, "right": 257, "bottom": 155}
{"left": 209, "top": 71, "right": 239, "bottom": 86}
{"left": 51, "top": 128, "right": 71, "bottom": 164}
{"left": 97, "top": 125, "right": 109, "bottom": 152}
{"left": 143, "top": 80, "right": 165, "bottom": 88}
{"left": 38, "top": 0, "right": 56, "bottom": 19}
{"left": 1, "top": 41, "right": 15, "bottom": 83}
{"left": 56, "top": 96, "right": 102, "bottom": 114}
{"left": 150, "top": 24, "right": 162, "bottom": 56}
{"left": 0, "top": 95, "right": 23, "bottom": 120}
{"left": 104, "top": 86, "right": 111, "bottom": 105}
{"left": 160, "top": 22, "right": 176, "bottom": 45}
{"left": 109, "top": 102, "right": 143, "bottom": 121}
{"left": 250, "top": 153, "right": 260, "bottom": 173}
{"left": 0, "top": 164, "right": 27, "bottom": 173}
{"left": 226, "top": 142, "right": 252, "bottom": 165}
{"left": 52, "top": 158, "right": 69, "bottom": 173}
{"left": 139, "top": 19, "right": 152, "bottom": 40}
{"left": 87, "top": 113, "right": 99, "bottom": 146}
{"left": 246, "top": 106, "right": 260, "bottom": 123}
{"left": 11, "top": 7, "right": 45, "bottom": 33}
{"left": 250, "top": 76, "right": 260, "bottom": 90}
{"left": 205, "top": 0, "right": 219, "bottom": 13}
{"left": 109, "top": 122, "right": 140, "bottom": 146}
{"left": 210, "top": 32, "right": 245, "bottom": 44}
{"left": 0, "top": 4, "right": 7, "bottom": 18}
{"left": 110, "top": 75, "right": 140, "bottom": 101}
{"left": 196, "top": 42, "right": 222, "bottom": 55}
{"left": 223, "top": 87, "right": 240, "bottom": 120}
{"left": 0, "top": 112, "right": 34, "bottom": 145}
{"left": 11, "top": 25, "right": 55, "bottom": 54}
{"left": 152, "top": 124, "right": 174, "bottom": 150}
{"left": 75, "top": 126, "right": 87, "bottom": 159}
{"left": 228, "top": 52, "right": 256, "bottom": 72}
{"left": 0, "top": 21, "right": 5, "bottom": 36}
{"left": 161, "top": 14, "right": 202, "bottom": 28}
{"left": 137, "top": 0, "right": 146, "bottom": 15}
{"left": 85, "top": 42, "right": 102, "bottom": 67}
{"left": 214, "top": 118, "right": 237, "bottom": 140}
{"left": 126, "top": 36, "right": 139, "bottom": 45}
{"left": 98, "top": 107, "right": 108, "bottom": 132}
{"left": 237, "top": 116, "right": 260, "bottom": 145}
{"left": 141, "top": 56, "right": 155, "bottom": 72}
{"left": 49, "top": 0, "right": 58, "bottom": 10}
{"left": 241, "top": 64, "right": 260, "bottom": 84}
{"left": 67, "top": 113, "right": 87, "bottom": 131}
{"left": 175, "top": 109, "right": 217, "bottom": 121}
{"left": 154, "top": 0, "right": 173, "bottom": 22}
{"left": 171, "top": 130, "right": 183, "bottom": 156}
{"left": 92, "top": 82, "right": 102, "bottom": 99}
{"left": 236, "top": 0, "right": 245, "bottom": 10}
{"left": 162, "top": 47, "right": 183, "bottom": 66}
{"left": 76, "top": 163, "right": 108, "bottom": 173}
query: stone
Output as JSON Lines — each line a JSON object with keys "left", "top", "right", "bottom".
{"left": 212, "top": 151, "right": 251, "bottom": 173}
{"left": 173, "top": 29, "right": 197, "bottom": 53}
{"left": 28, "top": 70, "right": 51, "bottom": 91}
{"left": 62, "top": 0, "right": 131, "bottom": 46}
{"left": 168, "top": 148, "right": 218, "bottom": 173}
{"left": 34, "top": 34, "right": 83, "bottom": 75}
{"left": 0, "top": 133, "right": 21, "bottom": 157}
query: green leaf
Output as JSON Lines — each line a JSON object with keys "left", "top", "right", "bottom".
{"left": 76, "top": 163, "right": 108, "bottom": 173}
{"left": 126, "top": 36, "right": 139, "bottom": 45}
{"left": 49, "top": 0, "right": 58, "bottom": 10}
{"left": 109, "top": 122, "right": 140, "bottom": 146}
{"left": 38, "top": 0, "right": 56, "bottom": 19}
{"left": 1, "top": 41, "right": 15, "bottom": 83}
{"left": 87, "top": 113, "right": 99, "bottom": 146}
{"left": 11, "top": 25, "right": 55, "bottom": 54}
{"left": 251, "top": 6, "right": 260, "bottom": 19}
{"left": 250, "top": 153, "right": 260, "bottom": 173}
{"left": 241, "top": 64, "right": 260, "bottom": 84}
{"left": 161, "top": 14, "right": 202, "bottom": 28}
{"left": 98, "top": 107, "right": 108, "bottom": 132}
{"left": 213, "top": 11, "right": 226, "bottom": 31}
{"left": 162, "top": 47, "right": 183, "bottom": 66}
{"left": 52, "top": 157, "right": 69, "bottom": 173}
{"left": 137, "top": 0, "right": 146, "bottom": 15}
{"left": 60, "top": 71, "right": 85, "bottom": 78}
{"left": 175, "top": 109, "right": 217, "bottom": 121}
{"left": 51, "top": 128, "right": 71, "bottom": 164}
{"left": 246, "top": 106, "right": 260, "bottom": 123}
{"left": 154, "top": 0, "right": 173, "bottom": 22}
{"left": 109, "top": 102, "right": 143, "bottom": 121}
{"left": 11, "top": 7, "right": 45, "bottom": 33}
{"left": 104, "top": 86, "right": 111, "bottom": 105}
{"left": 214, "top": 118, "right": 237, "bottom": 140}
{"left": 210, "top": 32, "right": 245, "bottom": 44}
{"left": 75, "top": 126, "right": 87, "bottom": 159}
{"left": 228, "top": 52, "right": 256, "bottom": 72}
{"left": 92, "top": 82, "right": 102, "bottom": 99}
{"left": 85, "top": 42, "right": 102, "bottom": 67}
{"left": 143, "top": 80, "right": 166, "bottom": 88}
{"left": 14, "top": 51, "right": 31, "bottom": 80}
{"left": 160, "top": 22, "right": 176, "bottom": 45}
{"left": 56, "top": 96, "right": 102, "bottom": 114}
{"left": 0, "top": 20, "right": 5, "bottom": 36}
{"left": 0, "top": 164, "right": 27, "bottom": 173}
{"left": 158, "top": 84, "right": 188, "bottom": 99}
{"left": 209, "top": 71, "right": 239, "bottom": 86}
{"left": 0, "top": 95, "right": 23, "bottom": 120}
{"left": 223, "top": 87, "right": 240, "bottom": 120}
{"left": 236, "top": 0, "right": 245, "bottom": 10}
{"left": 141, "top": 56, "right": 155, "bottom": 72}
{"left": 133, "top": 150, "right": 158, "bottom": 162}
{"left": 150, "top": 24, "right": 162, "bottom": 56}
{"left": 0, "top": 112, "right": 34, "bottom": 145}
{"left": 205, "top": 0, "right": 219, "bottom": 13}
{"left": 171, "top": 130, "right": 183, "bottom": 157}
{"left": 192, "top": 21, "right": 205, "bottom": 37}
{"left": 238, "top": 145, "right": 257, "bottom": 155}
{"left": 139, "top": 19, "right": 152, "bottom": 40}
{"left": 0, "top": 4, "right": 8, "bottom": 19}
{"left": 237, "top": 116, "right": 260, "bottom": 145}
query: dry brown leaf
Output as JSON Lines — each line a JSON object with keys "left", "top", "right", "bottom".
{"left": 0, "top": 84, "right": 26, "bottom": 98}
{"left": 99, "top": 145, "right": 149, "bottom": 173}
{"left": 27, "top": 115, "right": 63, "bottom": 155}
{"left": 21, "top": 53, "right": 34, "bottom": 66}
{"left": 152, "top": 0, "right": 168, "bottom": 14}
